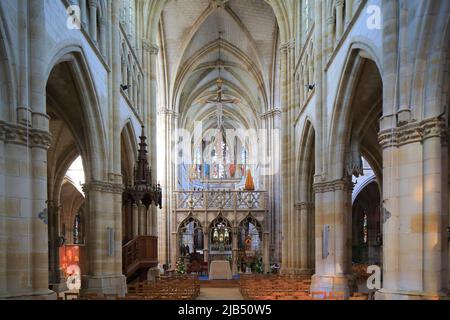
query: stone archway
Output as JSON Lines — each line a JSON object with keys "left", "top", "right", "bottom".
{"left": 312, "top": 47, "right": 383, "bottom": 298}
{"left": 43, "top": 49, "right": 125, "bottom": 296}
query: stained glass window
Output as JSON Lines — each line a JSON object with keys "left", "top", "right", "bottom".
{"left": 363, "top": 211, "right": 368, "bottom": 244}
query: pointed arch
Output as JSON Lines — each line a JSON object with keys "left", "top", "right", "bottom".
{"left": 328, "top": 44, "right": 383, "bottom": 181}
{"left": 297, "top": 119, "right": 316, "bottom": 202}
{"left": 121, "top": 120, "right": 138, "bottom": 185}
{"left": 45, "top": 44, "right": 109, "bottom": 182}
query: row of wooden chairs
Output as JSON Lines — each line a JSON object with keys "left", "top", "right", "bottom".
{"left": 125, "top": 275, "right": 200, "bottom": 300}
{"left": 240, "top": 275, "right": 312, "bottom": 300}
{"left": 240, "top": 275, "right": 369, "bottom": 300}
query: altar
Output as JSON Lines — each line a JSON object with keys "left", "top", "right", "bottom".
{"left": 209, "top": 260, "right": 233, "bottom": 280}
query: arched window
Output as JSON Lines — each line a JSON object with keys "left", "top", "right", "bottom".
{"left": 179, "top": 217, "right": 204, "bottom": 256}
{"left": 362, "top": 211, "right": 368, "bottom": 244}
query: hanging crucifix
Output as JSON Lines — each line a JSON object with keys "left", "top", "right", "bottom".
{"left": 203, "top": 32, "right": 239, "bottom": 177}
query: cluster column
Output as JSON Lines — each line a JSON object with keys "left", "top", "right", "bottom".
{"left": 157, "top": 108, "right": 178, "bottom": 266}
{"left": 260, "top": 109, "right": 281, "bottom": 264}
{"left": 311, "top": 179, "right": 354, "bottom": 299}
{"left": 376, "top": 118, "right": 449, "bottom": 300}
{"left": 82, "top": 181, "right": 126, "bottom": 296}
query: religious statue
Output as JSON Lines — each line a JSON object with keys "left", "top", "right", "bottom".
{"left": 229, "top": 163, "right": 236, "bottom": 178}
{"left": 245, "top": 235, "right": 252, "bottom": 251}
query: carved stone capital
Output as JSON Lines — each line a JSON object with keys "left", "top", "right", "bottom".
{"left": 326, "top": 16, "right": 335, "bottom": 26}
{"left": 313, "top": 179, "right": 354, "bottom": 194}
{"left": 143, "top": 41, "right": 159, "bottom": 55}
{"left": 335, "top": 0, "right": 345, "bottom": 8}
{"left": 158, "top": 108, "right": 179, "bottom": 119}
{"left": 0, "top": 121, "right": 52, "bottom": 149}
{"left": 294, "top": 202, "right": 314, "bottom": 211}
{"left": 280, "top": 39, "right": 295, "bottom": 53}
{"left": 83, "top": 180, "right": 125, "bottom": 195}
{"left": 260, "top": 109, "right": 282, "bottom": 120}
{"left": 211, "top": 0, "right": 229, "bottom": 9}
{"left": 378, "top": 117, "right": 448, "bottom": 148}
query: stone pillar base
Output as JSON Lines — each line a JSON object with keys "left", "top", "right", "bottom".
{"left": 1, "top": 290, "right": 57, "bottom": 300}
{"left": 310, "top": 274, "right": 354, "bottom": 299}
{"left": 375, "top": 289, "right": 450, "bottom": 300}
{"left": 81, "top": 274, "right": 127, "bottom": 297}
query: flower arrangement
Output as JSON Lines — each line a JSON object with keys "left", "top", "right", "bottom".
{"left": 254, "top": 258, "right": 264, "bottom": 274}
{"left": 175, "top": 258, "right": 186, "bottom": 274}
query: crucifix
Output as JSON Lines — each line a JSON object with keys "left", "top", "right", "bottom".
{"left": 203, "top": 32, "right": 239, "bottom": 174}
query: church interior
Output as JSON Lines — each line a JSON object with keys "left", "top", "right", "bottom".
{"left": 0, "top": 0, "right": 450, "bottom": 301}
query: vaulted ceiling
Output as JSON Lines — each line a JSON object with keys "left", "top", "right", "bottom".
{"left": 158, "top": 0, "right": 280, "bottom": 131}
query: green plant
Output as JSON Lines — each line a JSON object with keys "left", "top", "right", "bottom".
{"left": 175, "top": 258, "right": 186, "bottom": 274}
{"left": 255, "top": 258, "right": 264, "bottom": 274}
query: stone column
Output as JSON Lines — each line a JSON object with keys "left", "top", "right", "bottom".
{"left": 376, "top": 118, "right": 449, "bottom": 300}
{"left": 88, "top": 0, "right": 98, "bottom": 44}
{"left": 82, "top": 181, "right": 126, "bottom": 296}
{"left": 203, "top": 230, "right": 209, "bottom": 263}
{"left": 232, "top": 227, "right": 238, "bottom": 275}
{"left": 142, "top": 41, "right": 159, "bottom": 241}
{"left": 294, "top": 202, "right": 314, "bottom": 274}
{"left": 326, "top": 16, "right": 335, "bottom": 57}
{"left": 335, "top": 0, "right": 344, "bottom": 39}
{"left": 80, "top": 0, "right": 88, "bottom": 30}
{"left": 311, "top": 179, "right": 354, "bottom": 299}
{"left": 279, "top": 39, "right": 296, "bottom": 274}
{"left": 132, "top": 203, "right": 138, "bottom": 237}
{"left": 157, "top": 108, "right": 178, "bottom": 266}
{"left": 260, "top": 109, "right": 281, "bottom": 264}
{"left": 99, "top": 17, "right": 107, "bottom": 58}
{"left": 263, "top": 231, "right": 270, "bottom": 273}
{"left": 345, "top": 0, "right": 354, "bottom": 27}
{"left": 48, "top": 201, "right": 66, "bottom": 292}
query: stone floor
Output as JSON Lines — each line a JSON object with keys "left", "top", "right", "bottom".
{"left": 197, "top": 288, "right": 244, "bottom": 300}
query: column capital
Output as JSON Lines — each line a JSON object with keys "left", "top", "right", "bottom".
{"left": 313, "top": 178, "right": 354, "bottom": 194}
{"left": 335, "top": 0, "right": 345, "bottom": 7}
{"left": 82, "top": 180, "right": 125, "bottom": 195}
{"left": 211, "top": 0, "right": 229, "bottom": 9}
{"left": 259, "top": 108, "right": 281, "bottom": 120}
{"left": 294, "top": 202, "right": 314, "bottom": 210}
{"left": 378, "top": 117, "right": 448, "bottom": 148}
{"left": 88, "top": 0, "right": 98, "bottom": 8}
{"left": 280, "top": 39, "right": 295, "bottom": 54}
{"left": 0, "top": 120, "right": 52, "bottom": 149}
{"left": 326, "top": 15, "right": 335, "bottom": 25}
{"left": 143, "top": 41, "right": 159, "bottom": 55}
{"left": 158, "top": 108, "right": 179, "bottom": 118}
